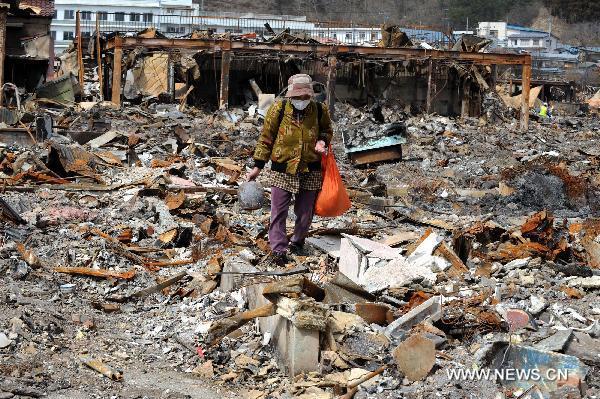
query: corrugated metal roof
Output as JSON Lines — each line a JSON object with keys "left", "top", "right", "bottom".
{"left": 508, "top": 32, "right": 549, "bottom": 39}
{"left": 507, "top": 24, "right": 548, "bottom": 34}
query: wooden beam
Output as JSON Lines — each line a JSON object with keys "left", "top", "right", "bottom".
{"left": 219, "top": 50, "right": 231, "bottom": 110}
{"left": 520, "top": 62, "right": 531, "bottom": 132}
{"left": 103, "top": 37, "right": 531, "bottom": 66}
{"left": 349, "top": 146, "right": 402, "bottom": 165}
{"left": 0, "top": 9, "right": 7, "bottom": 106}
{"left": 76, "top": 11, "right": 84, "bottom": 90}
{"left": 426, "top": 58, "right": 433, "bottom": 114}
{"left": 461, "top": 80, "right": 469, "bottom": 118}
{"left": 326, "top": 55, "right": 337, "bottom": 120}
{"left": 111, "top": 37, "right": 123, "bottom": 106}
{"left": 95, "top": 14, "right": 103, "bottom": 101}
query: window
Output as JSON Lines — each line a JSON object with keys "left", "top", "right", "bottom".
{"left": 98, "top": 12, "right": 108, "bottom": 21}
{"left": 115, "top": 12, "right": 125, "bottom": 22}
{"left": 167, "top": 8, "right": 175, "bottom": 14}
{"left": 512, "top": 39, "right": 518, "bottom": 46}
{"left": 318, "top": 31, "right": 325, "bottom": 38}
{"left": 489, "top": 29, "right": 498, "bottom": 38}
{"left": 64, "top": 10, "right": 74, "bottom": 19}
{"left": 371, "top": 32, "right": 377, "bottom": 41}
{"left": 359, "top": 32, "right": 366, "bottom": 39}
{"left": 532, "top": 39, "right": 540, "bottom": 46}
{"left": 130, "top": 13, "right": 140, "bottom": 22}
{"left": 167, "top": 26, "right": 185, "bottom": 34}
{"left": 52, "top": 10, "right": 57, "bottom": 19}
{"left": 345, "top": 32, "right": 352, "bottom": 40}
{"left": 82, "top": 31, "right": 91, "bottom": 38}
{"left": 143, "top": 13, "right": 153, "bottom": 23}
{"left": 50, "top": 30, "right": 56, "bottom": 40}
{"left": 63, "top": 31, "right": 74, "bottom": 40}
{"left": 81, "top": 11, "right": 91, "bottom": 20}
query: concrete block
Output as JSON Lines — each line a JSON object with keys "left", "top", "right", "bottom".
{"left": 219, "top": 257, "right": 320, "bottom": 376}
{"left": 393, "top": 333, "right": 436, "bottom": 381}
{"left": 385, "top": 296, "right": 442, "bottom": 340}
{"left": 219, "top": 257, "right": 258, "bottom": 292}
{"left": 248, "top": 282, "right": 320, "bottom": 376}
{"left": 534, "top": 329, "right": 573, "bottom": 352}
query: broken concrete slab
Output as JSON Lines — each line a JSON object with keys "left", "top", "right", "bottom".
{"left": 534, "top": 329, "right": 573, "bottom": 352}
{"left": 568, "top": 276, "right": 600, "bottom": 289}
{"left": 322, "top": 272, "right": 373, "bottom": 305}
{"left": 0, "top": 332, "right": 11, "bottom": 349}
{"left": 338, "top": 232, "right": 447, "bottom": 293}
{"left": 306, "top": 235, "right": 341, "bottom": 258}
{"left": 338, "top": 237, "right": 363, "bottom": 282}
{"left": 392, "top": 333, "right": 436, "bottom": 381}
{"left": 405, "top": 233, "right": 451, "bottom": 273}
{"left": 360, "top": 256, "right": 436, "bottom": 293}
{"left": 341, "top": 234, "right": 402, "bottom": 259}
{"left": 564, "top": 331, "right": 600, "bottom": 366}
{"left": 274, "top": 296, "right": 328, "bottom": 331}
{"left": 328, "top": 311, "right": 368, "bottom": 335}
{"left": 503, "top": 257, "right": 531, "bottom": 271}
{"left": 385, "top": 296, "right": 442, "bottom": 340}
{"left": 529, "top": 295, "right": 548, "bottom": 315}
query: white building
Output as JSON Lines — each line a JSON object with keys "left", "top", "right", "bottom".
{"left": 477, "top": 22, "right": 507, "bottom": 42}
{"left": 51, "top": 0, "right": 198, "bottom": 53}
{"left": 477, "top": 22, "right": 558, "bottom": 51}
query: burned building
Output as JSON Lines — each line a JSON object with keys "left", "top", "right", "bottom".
{"left": 0, "top": 0, "right": 54, "bottom": 104}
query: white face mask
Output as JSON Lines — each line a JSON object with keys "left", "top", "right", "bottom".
{"left": 291, "top": 99, "right": 310, "bottom": 110}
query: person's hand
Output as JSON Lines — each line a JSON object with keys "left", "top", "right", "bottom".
{"left": 315, "top": 140, "right": 326, "bottom": 154}
{"left": 246, "top": 167, "right": 261, "bottom": 181}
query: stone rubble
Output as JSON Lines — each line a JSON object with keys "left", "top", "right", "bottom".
{"left": 0, "top": 97, "right": 599, "bottom": 399}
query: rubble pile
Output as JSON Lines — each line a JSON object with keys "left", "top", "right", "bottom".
{"left": 0, "top": 96, "right": 599, "bottom": 399}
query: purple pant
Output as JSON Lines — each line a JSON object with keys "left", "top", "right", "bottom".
{"left": 269, "top": 187, "right": 318, "bottom": 254}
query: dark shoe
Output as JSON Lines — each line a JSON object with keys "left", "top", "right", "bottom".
{"left": 289, "top": 241, "right": 311, "bottom": 256}
{"left": 263, "top": 252, "right": 290, "bottom": 267}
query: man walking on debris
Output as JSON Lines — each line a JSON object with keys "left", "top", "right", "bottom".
{"left": 246, "top": 74, "right": 333, "bottom": 266}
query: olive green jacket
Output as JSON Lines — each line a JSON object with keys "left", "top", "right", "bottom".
{"left": 253, "top": 100, "right": 333, "bottom": 175}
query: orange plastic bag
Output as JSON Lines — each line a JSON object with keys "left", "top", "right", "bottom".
{"left": 315, "top": 146, "right": 351, "bottom": 217}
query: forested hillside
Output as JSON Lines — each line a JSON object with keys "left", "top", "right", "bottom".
{"left": 198, "top": 0, "right": 600, "bottom": 45}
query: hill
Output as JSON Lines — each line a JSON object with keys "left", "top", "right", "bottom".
{"left": 196, "top": 0, "right": 600, "bottom": 45}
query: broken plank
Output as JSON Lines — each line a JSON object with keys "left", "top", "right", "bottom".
{"left": 130, "top": 271, "right": 188, "bottom": 298}
{"left": 206, "top": 303, "right": 276, "bottom": 345}
{"left": 144, "top": 259, "right": 195, "bottom": 268}
{"left": 349, "top": 146, "right": 402, "bottom": 165}
{"left": 54, "top": 267, "right": 136, "bottom": 280}
{"left": 0, "top": 196, "right": 26, "bottom": 224}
